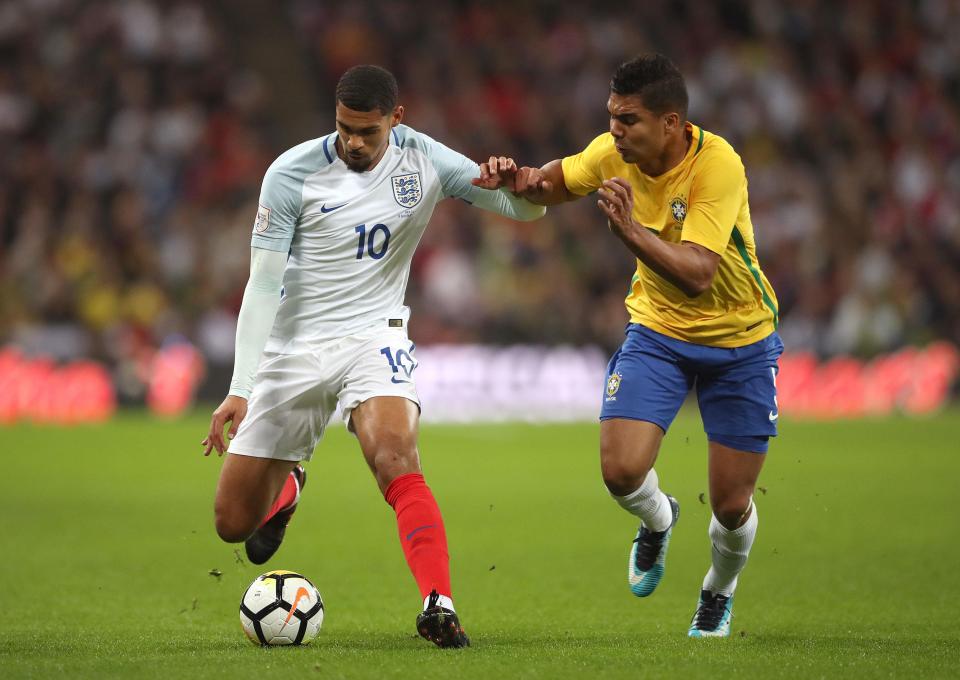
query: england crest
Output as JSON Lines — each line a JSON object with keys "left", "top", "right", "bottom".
{"left": 391, "top": 172, "right": 422, "bottom": 209}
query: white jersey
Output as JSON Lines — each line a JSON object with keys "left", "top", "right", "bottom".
{"left": 250, "top": 124, "right": 537, "bottom": 354}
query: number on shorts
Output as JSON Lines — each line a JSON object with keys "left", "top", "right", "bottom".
{"left": 380, "top": 345, "right": 416, "bottom": 381}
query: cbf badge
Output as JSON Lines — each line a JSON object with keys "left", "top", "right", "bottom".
{"left": 391, "top": 172, "right": 422, "bottom": 209}
{"left": 669, "top": 197, "right": 687, "bottom": 224}
{"left": 605, "top": 372, "right": 622, "bottom": 402}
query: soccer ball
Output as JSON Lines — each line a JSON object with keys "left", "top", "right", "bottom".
{"left": 239, "top": 570, "right": 324, "bottom": 645}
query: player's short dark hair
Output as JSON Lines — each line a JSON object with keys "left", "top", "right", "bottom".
{"left": 610, "top": 54, "right": 688, "bottom": 119}
{"left": 335, "top": 65, "right": 399, "bottom": 114}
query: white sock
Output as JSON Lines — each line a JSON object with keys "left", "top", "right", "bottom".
{"left": 611, "top": 468, "right": 673, "bottom": 532}
{"left": 702, "top": 500, "right": 758, "bottom": 596}
{"left": 423, "top": 593, "right": 455, "bottom": 612}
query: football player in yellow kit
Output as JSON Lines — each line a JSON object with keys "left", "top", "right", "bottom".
{"left": 478, "top": 53, "right": 782, "bottom": 637}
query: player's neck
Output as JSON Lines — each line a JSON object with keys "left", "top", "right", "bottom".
{"left": 637, "top": 126, "right": 692, "bottom": 177}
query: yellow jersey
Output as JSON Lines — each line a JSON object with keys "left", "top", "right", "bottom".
{"left": 561, "top": 122, "right": 778, "bottom": 348}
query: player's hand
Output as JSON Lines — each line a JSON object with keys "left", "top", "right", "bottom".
{"left": 202, "top": 395, "right": 248, "bottom": 457}
{"left": 513, "top": 166, "right": 554, "bottom": 200}
{"left": 472, "top": 156, "right": 518, "bottom": 191}
{"left": 597, "top": 178, "right": 639, "bottom": 240}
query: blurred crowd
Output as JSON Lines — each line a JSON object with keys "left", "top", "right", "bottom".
{"left": 0, "top": 0, "right": 273, "bottom": 398}
{"left": 2, "top": 0, "right": 959, "bottom": 399}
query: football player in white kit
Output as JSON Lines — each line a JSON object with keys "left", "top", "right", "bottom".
{"left": 201, "top": 65, "right": 543, "bottom": 648}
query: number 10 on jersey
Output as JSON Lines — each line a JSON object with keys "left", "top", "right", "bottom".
{"left": 355, "top": 223, "right": 391, "bottom": 260}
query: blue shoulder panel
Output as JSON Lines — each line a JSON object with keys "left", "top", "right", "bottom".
{"left": 251, "top": 136, "right": 333, "bottom": 253}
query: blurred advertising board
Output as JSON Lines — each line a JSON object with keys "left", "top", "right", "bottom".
{"left": 0, "top": 343, "right": 956, "bottom": 424}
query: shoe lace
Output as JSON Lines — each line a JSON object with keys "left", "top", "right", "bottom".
{"left": 693, "top": 592, "right": 730, "bottom": 630}
{"left": 426, "top": 589, "right": 440, "bottom": 610}
{"left": 632, "top": 526, "right": 667, "bottom": 571}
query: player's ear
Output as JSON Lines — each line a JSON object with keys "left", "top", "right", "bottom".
{"left": 663, "top": 111, "right": 680, "bottom": 134}
{"left": 391, "top": 105, "right": 404, "bottom": 127}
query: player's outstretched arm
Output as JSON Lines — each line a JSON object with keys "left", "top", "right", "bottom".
{"left": 456, "top": 154, "right": 542, "bottom": 222}
{"left": 513, "top": 159, "right": 576, "bottom": 206}
{"left": 421, "top": 136, "right": 542, "bottom": 220}
{"left": 471, "top": 156, "right": 574, "bottom": 206}
{"left": 472, "top": 156, "right": 519, "bottom": 191}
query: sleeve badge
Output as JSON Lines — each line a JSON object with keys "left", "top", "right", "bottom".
{"left": 254, "top": 204, "right": 271, "bottom": 233}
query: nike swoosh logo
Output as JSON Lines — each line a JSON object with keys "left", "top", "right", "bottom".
{"left": 282, "top": 587, "right": 310, "bottom": 626}
{"left": 405, "top": 524, "right": 436, "bottom": 541}
{"left": 320, "top": 202, "right": 347, "bottom": 213}
{"left": 769, "top": 411, "right": 779, "bottom": 422}
{"left": 391, "top": 376, "right": 410, "bottom": 384}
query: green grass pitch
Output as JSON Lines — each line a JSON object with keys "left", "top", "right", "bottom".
{"left": 1, "top": 410, "right": 958, "bottom": 678}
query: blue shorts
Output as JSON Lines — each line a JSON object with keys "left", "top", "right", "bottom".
{"left": 600, "top": 324, "right": 784, "bottom": 453}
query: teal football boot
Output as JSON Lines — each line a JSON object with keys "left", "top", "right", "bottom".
{"left": 628, "top": 494, "right": 679, "bottom": 597}
{"left": 688, "top": 589, "right": 734, "bottom": 638}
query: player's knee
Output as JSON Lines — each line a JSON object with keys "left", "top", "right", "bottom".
{"left": 214, "top": 505, "right": 256, "bottom": 543}
{"left": 600, "top": 455, "right": 650, "bottom": 496}
{"left": 368, "top": 435, "right": 420, "bottom": 488}
{"left": 711, "top": 495, "right": 752, "bottom": 530}
{"left": 599, "top": 428, "right": 656, "bottom": 495}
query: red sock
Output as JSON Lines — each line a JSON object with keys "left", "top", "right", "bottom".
{"left": 260, "top": 470, "right": 299, "bottom": 527}
{"left": 384, "top": 472, "right": 452, "bottom": 599}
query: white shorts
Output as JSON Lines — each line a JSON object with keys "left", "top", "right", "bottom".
{"left": 227, "top": 328, "right": 419, "bottom": 461}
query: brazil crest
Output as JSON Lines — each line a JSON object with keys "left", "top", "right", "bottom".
{"left": 669, "top": 196, "right": 687, "bottom": 225}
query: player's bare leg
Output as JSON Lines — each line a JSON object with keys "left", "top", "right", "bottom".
{"left": 600, "top": 419, "right": 680, "bottom": 597}
{"left": 350, "top": 396, "right": 468, "bottom": 648}
{"left": 214, "top": 455, "right": 296, "bottom": 541}
{"left": 599, "top": 418, "right": 663, "bottom": 495}
{"left": 689, "top": 441, "right": 766, "bottom": 638}
{"left": 350, "top": 395, "right": 422, "bottom": 493}
{"left": 707, "top": 442, "right": 764, "bottom": 530}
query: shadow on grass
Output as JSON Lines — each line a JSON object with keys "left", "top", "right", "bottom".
{"left": 0, "top": 633, "right": 444, "bottom": 660}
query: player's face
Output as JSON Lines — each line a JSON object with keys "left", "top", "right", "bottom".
{"left": 335, "top": 102, "right": 404, "bottom": 172}
{"left": 607, "top": 93, "right": 677, "bottom": 170}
